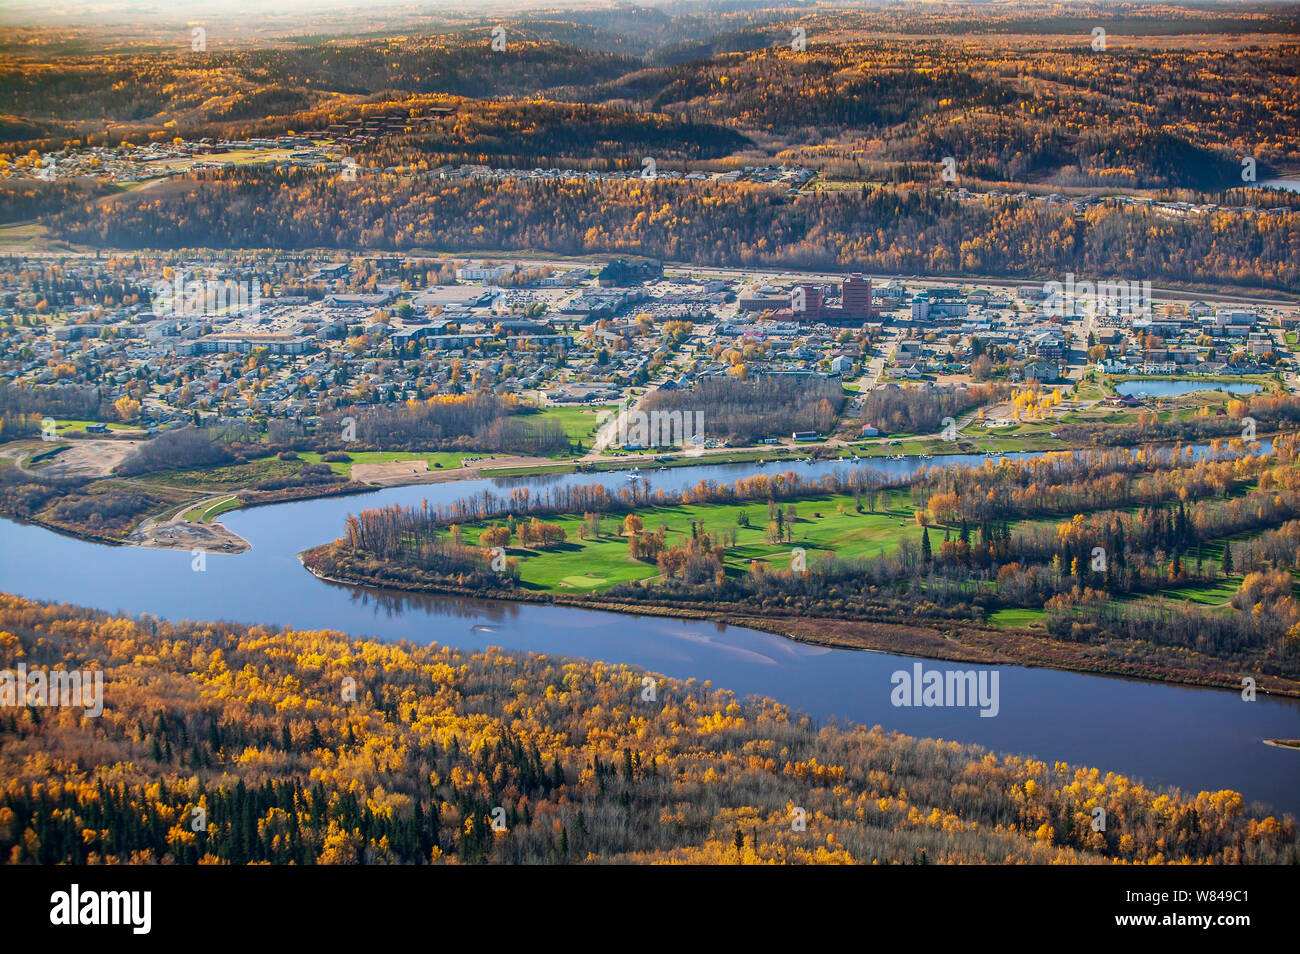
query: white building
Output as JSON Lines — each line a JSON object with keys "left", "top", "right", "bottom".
{"left": 456, "top": 263, "right": 516, "bottom": 282}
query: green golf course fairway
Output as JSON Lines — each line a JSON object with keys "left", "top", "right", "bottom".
{"left": 457, "top": 492, "right": 927, "bottom": 592}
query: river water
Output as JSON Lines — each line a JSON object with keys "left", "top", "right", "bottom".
{"left": 1, "top": 449, "right": 1296, "bottom": 814}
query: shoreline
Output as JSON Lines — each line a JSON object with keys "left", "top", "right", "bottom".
{"left": 2, "top": 425, "right": 1286, "bottom": 553}
{"left": 297, "top": 554, "right": 1300, "bottom": 700}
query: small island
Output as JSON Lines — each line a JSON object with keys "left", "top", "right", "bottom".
{"left": 302, "top": 436, "right": 1300, "bottom": 698}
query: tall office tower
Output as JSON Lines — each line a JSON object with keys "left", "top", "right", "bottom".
{"left": 841, "top": 273, "right": 872, "bottom": 320}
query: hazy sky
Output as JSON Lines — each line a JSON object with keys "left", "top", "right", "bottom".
{"left": 2, "top": 0, "right": 642, "bottom": 24}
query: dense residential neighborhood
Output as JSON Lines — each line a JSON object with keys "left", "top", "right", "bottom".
{"left": 2, "top": 250, "right": 1294, "bottom": 447}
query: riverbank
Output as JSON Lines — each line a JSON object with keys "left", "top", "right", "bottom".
{"left": 299, "top": 550, "right": 1300, "bottom": 699}
{"left": 0, "top": 422, "right": 1287, "bottom": 554}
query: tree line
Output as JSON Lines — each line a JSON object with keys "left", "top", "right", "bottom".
{"left": 2, "top": 593, "right": 1292, "bottom": 864}
{"left": 47, "top": 171, "right": 1300, "bottom": 293}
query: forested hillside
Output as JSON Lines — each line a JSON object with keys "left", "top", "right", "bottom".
{"left": 1, "top": 594, "right": 1293, "bottom": 864}
{"left": 47, "top": 172, "right": 1300, "bottom": 292}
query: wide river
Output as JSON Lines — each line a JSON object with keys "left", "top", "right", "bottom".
{"left": 2, "top": 450, "right": 1297, "bottom": 814}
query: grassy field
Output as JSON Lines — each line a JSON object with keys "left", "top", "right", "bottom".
{"left": 0, "top": 221, "right": 47, "bottom": 248}
{"left": 1153, "top": 579, "right": 1240, "bottom": 605}
{"left": 479, "top": 446, "right": 814, "bottom": 477}
{"left": 53, "top": 419, "right": 139, "bottom": 434}
{"left": 845, "top": 427, "right": 1067, "bottom": 455}
{"left": 458, "top": 492, "right": 924, "bottom": 592}
{"left": 296, "top": 450, "right": 471, "bottom": 476}
{"left": 134, "top": 455, "right": 303, "bottom": 489}
{"left": 183, "top": 495, "right": 241, "bottom": 522}
{"left": 988, "top": 578, "right": 1242, "bottom": 631}
{"left": 987, "top": 607, "right": 1047, "bottom": 629}
{"left": 479, "top": 461, "right": 582, "bottom": 477}
{"left": 522, "top": 405, "right": 614, "bottom": 452}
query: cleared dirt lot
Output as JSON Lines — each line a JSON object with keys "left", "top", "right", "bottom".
{"left": 126, "top": 508, "right": 250, "bottom": 554}
{"left": 6, "top": 438, "right": 139, "bottom": 478}
{"left": 352, "top": 455, "right": 554, "bottom": 486}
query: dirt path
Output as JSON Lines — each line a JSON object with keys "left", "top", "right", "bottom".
{"left": 352, "top": 455, "right": 556, "bottom": 486}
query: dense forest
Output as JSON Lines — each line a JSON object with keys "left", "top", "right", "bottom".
{"left": 1, "top": 594, "right": 1293, "bottom": 864}
{"left": 0, "top": 382, "right": 103, "bottom": 420}
{"left": 643, "top": 374, "right": 845, "bottom": 443}
{"left": 864, "top": 383, "right": 1009, "bottom": 435}
{"left": 46, "top": 171, "right": 1300, "bottom": 292}
{"left": 0, "top": 179, "right": 118, "bottom": 226}
{"left": 317, "top": 395, "right": 571, "bottom": 457}
{"left": 383, "top": 101, "right": 752, "bottom": 167}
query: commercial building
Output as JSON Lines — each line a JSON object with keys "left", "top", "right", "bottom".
{"left": 840, "top": 273, "right": 872, "bottom": 321}
{"left": 456, "top": 263, "right": 516, "bottom": 282}
{"left": 792, "top": 283, "right": 824, "bottom": 320}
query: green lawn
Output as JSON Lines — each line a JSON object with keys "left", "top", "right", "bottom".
{"left": 296, "top": 450, "right": 471, "bottom": 476}
{"left": 1070, "top": 381, "right": 1108, "bottom": 402}
{"left": 458, "top": 493, "right": 923, "bottom": 592}
{"left": 184, "top": 495, "right": 241, "bottom": 522}
{"left": 524, "top": 405, "right": 614, "bottom": 452}
{"left": 54, "top": 419, "right": 138, "bottom": 433}
{"left": 987, "top": 608, "right": 1047, "bottom": 629}
{"left": 1154, "top": 579, "right": 1240, "bottom": 605}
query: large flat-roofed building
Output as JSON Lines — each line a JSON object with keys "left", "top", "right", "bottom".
{"left": 181, "top": 335, "right": 313, "bottom": 355}
{"left": 739, "top": 288, "right": 790, "bottom": 312}
{"left": 911, "top": 289, "right": 968, "bottom": 321}
{"left": 456, "top": 263, "right": 516, "bottom": 282}
{"left": 792, "top": 275, "right": 873, "bottom": 324}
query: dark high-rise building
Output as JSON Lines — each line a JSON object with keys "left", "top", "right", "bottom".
{"left": 841, "top": 273, "right": 872, "bottom": 320}
{"left": 792, "top": 282, "right": 823, "bottom": 320}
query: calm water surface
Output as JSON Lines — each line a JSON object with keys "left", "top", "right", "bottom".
{"left": 1115, "top": 380, "right": 1263, "bottom": 399}
{"left": 2, "top": 451, "right": 1296, "bottom": 814}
